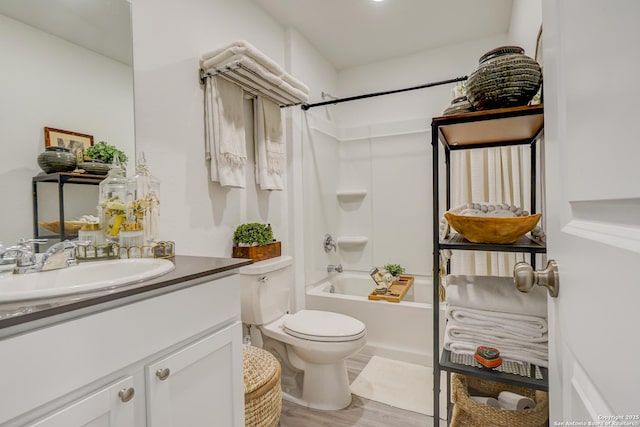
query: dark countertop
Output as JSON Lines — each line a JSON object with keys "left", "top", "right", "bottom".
{"left": 0, "top": 255, "right": 253, "bottom": 335}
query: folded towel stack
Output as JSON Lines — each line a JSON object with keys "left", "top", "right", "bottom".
{"left": 201, "top": 40, "right": 309, "bottom": 189}
{"left": 200, "top": 40, "right": 309, "bottom": 106}
{"left": 444, "top": 275, "right": 549, "bottom": 368}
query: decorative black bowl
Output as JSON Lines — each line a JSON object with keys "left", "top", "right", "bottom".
{"left": 78, "top": 159, "right": 111, "bottom": 175}
{"left": 443, "top": 96, "right": 474, "bottom": 116}
{"left": 37, "top": 146, "right": 76, "bottom": 173}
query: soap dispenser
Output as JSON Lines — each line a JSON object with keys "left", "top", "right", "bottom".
{"left": 130, "top": 152, "right": 160, "bottom": 245}
{"left": 99, "top": 154, "right": 134, "bottom": 243}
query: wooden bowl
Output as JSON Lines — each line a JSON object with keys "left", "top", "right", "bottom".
{"left": 444, "top": 212, "right": 541, "bottom": 244}
{"left": 39, "top": 221, "right": 85, "bottom": 235}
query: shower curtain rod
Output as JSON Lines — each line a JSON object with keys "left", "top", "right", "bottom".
{"left": 300, "top": 75, "right": 468, "bottom": 110}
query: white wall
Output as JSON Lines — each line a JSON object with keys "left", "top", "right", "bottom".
{"left": 508, "top": 0, "right": 542, "bottom": 57}
{"left": 131, "top": 0, "right": 290, "bottom": 258}
{"left": 0, "top": 13, "right": 134, "bottom": 246}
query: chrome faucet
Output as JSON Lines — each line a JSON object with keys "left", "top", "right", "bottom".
{"left": 9, "top": 239, "right": 83, "bottom": 274}
{"left": 327, "top": 264, "right": 343, "bottom": 273}
{"left": 40, "top": 240, "right": 82, "bottom": 272}
{"left": 3, "top": 239, "right": 42, "bottom": 273}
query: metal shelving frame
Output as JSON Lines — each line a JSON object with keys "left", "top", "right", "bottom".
{"left": 431, "top": 104, "right": 547, "bottom": 423}
{"left": 32, "top": 172, "right": 105, "bottom": 246}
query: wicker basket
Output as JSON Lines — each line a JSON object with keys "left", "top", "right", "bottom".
{"left": 243, "top": 345, "right": 282, "bottom": 427}
{"left": 444, "top": 212, "right": 541, "bottom": 244}
{"left": 450, "top": 374, "right": 548, "bottom": 427}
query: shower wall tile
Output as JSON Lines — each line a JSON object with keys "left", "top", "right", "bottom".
{"left": 371, "top": 132, "right": 432, "bottom": 276}
{"left": 338, "top": 138, "right": 373, "bottom": 271}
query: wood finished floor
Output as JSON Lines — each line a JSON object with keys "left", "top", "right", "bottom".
{"left": 278, "top": 352, "right": 447, "bottom": 427}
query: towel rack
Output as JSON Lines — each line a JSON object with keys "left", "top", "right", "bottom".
{"left": 200, "top": 61, "right": 304, "bottom": 108}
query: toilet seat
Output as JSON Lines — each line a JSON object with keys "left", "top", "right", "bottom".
{"left": 283, "top": 310, "right": 366, "bottom": 342}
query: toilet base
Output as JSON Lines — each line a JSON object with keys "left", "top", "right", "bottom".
{"left": 258, "top": 325, "right": 364, "bottom": 410}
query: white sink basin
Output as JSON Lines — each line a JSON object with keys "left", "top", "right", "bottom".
{"left": 0, "top": 258, "right": 175, "bottom": 302}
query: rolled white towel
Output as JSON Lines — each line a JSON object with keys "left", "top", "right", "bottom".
{"left": 498, "top": 391, "right": 536, "bottom": 410}
{"left": 470, "top": 396, "right": 500, "bottom": 408}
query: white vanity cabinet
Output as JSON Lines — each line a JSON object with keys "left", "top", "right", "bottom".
{"left": 145, "top": 322, "right": 243, "bottom": 427}
{"left": 28, "top": 377, "right": 137, "bottom": 427}
{"left": 0, "top": 272, "right": 245, "bottom": 427}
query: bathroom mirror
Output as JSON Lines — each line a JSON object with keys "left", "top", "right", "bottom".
{"left": 0, "top": 0, "right": 135, "bottom": 245}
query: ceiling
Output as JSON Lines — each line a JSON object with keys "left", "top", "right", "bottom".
{"left": 0, "top": 0, "right": 133, "bottom": 66}
{"left": 252, "top": 0, "right": 514, "bottom": 70}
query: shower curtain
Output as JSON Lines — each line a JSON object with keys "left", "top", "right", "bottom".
{"left": 448, "top": 144, "right": 540, "bottom": 276}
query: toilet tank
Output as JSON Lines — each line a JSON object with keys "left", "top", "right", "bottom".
{"left": 238, "top": 255, "right": 293, "bottom": 325}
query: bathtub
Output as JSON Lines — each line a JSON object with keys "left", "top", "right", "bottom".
{"left": 306, "top": 272, "right": 445, "bottom": 366}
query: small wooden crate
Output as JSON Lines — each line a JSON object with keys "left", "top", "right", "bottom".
{"left": 368, "top": 275, "right": 414, "bottom": 303}
{"left": 232, "top": 241, "right": 281, "bottom": 262}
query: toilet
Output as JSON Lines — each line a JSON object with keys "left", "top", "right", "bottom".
{"left": 239, "top": 255, "right": 366, "bottom": 410}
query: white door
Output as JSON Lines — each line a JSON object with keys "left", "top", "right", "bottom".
{"left": 28, "top": 377, "right": 136, "bottom": 427}
{"left": 543, "top": 0, "right": 640, "bottom": 423}
{"left": 145, "top": 321, "right": 244, "bottom": 427}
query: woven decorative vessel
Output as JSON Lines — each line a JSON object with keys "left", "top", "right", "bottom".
{"left": 450, "top": 374, "right": 548, "bottom": 427}
{"left": 243, "top": 345, "right": 282, "bottom": 427}
{"left": 466, "top": 46, "right": 542, "bottom": 110}
{"left": 444, "top": 212, "right": 541, "bottom": 244}
{"left": 37, "top": 146, "right": 77, "bottom": 173}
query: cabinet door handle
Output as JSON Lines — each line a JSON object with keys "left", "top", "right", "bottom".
{"left": 156, "top": 368, "right": 171, "bottom": 380}
{"left": 118, "top": 387, "right": 135, "bottom": 403}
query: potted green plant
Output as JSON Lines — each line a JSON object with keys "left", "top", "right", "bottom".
{"left": 84, "top": 141, "right": 128, "bottom": 166}
{"left": 232, "top": 223, "right": 281, "bottom": 261}
{"left": 383, "top": 263, "right": 406, "bottom": 281}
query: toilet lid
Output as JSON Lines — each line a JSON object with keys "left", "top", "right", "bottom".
{"left": 283, "top": 310, "right": 366, "bottom": 342}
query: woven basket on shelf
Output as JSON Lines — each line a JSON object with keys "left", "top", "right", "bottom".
{"left": 243, "top": 345, "right": 282, "bottom": 427}
{"left": 450, "top": 374, "right": 548, "bottom": 427}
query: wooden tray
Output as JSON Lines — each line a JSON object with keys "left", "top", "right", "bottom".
{"left": 368, "top": 275, "right": 414, "bottom": 303}
{"left": 232, "top": 241, "right": 281, "bottom": 262}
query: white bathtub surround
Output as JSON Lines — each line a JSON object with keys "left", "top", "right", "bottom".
{"left": 350, "top": 355, "right": 447, "bottom": 418}
{"left": 306, "top": 271, "right": 445, "bottom": 365}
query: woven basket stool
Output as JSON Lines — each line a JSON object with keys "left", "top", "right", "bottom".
{"left": 450, "top": 374, "right": 549, "bottom": 427}
{"left": 243, "top": 345, "right": 282, "bottom": 427}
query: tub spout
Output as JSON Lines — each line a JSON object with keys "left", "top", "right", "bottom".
{"left": 327, "top": 264, "right": 343, "bottom": 273}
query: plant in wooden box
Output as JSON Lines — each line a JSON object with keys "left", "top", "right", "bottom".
{"left": 232, "top": 223, "right": 281, "bottom": 262}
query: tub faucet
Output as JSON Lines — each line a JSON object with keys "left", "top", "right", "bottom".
{"left": 327, "top": 264, "right": 343, "bottom": 273}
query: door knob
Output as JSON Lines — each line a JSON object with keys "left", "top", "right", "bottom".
{"left": 513, "top": 260, "right": 559, "bottom": 298}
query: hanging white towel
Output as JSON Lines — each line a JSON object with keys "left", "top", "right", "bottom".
{"left": 254, "top": 97, "right": 284, "bottom": 190}
{"left": 204, "top": 76, "right": 247, "bottom": 187}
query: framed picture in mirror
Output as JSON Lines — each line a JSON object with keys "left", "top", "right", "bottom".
{"left": 44, "top": 127, "right": 94, "bottom": 163}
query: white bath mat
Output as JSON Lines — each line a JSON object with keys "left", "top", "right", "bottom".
{"left": 350, "top": 356, "right": 448, "bottom": 419}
